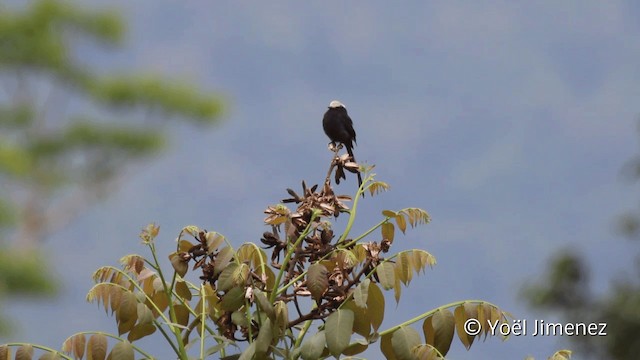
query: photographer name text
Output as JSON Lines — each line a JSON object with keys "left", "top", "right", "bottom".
{"left": 463, "top": 319, "right": 607, "bottom": 337}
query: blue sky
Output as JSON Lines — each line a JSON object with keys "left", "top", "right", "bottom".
{"left": 4, "top": 1, "right": 640, "bottom": 359}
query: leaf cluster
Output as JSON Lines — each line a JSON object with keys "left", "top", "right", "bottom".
{"left": 0, "top": 138, "right": 570, "bottom": 360}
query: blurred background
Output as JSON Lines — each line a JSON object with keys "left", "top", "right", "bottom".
{"left": 1, "top": 1, "right": 640, "bottom": 359}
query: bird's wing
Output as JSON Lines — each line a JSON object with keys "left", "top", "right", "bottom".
{"left": 344, "top": 113, "right": 357, "bottom": 145}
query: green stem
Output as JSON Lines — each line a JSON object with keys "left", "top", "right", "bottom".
{"left": 378, "top": 300, "right": 503, "bottom": 337}
{"left": 293, "top": 316, "right": 313, "bottom": 349}
{"left": 199, "top": 284, "right": 206, "bottom": 360}
{"left": 149, "top": 242, "right": 187, "bottom": 359}
{"left": 341, "top": 217, "right": 390, "bottom": 249}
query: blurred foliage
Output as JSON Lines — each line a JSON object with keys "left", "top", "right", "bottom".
{"left": 0, "top": 0, "right": 224, "bottom": 335}
{"left": 0, "top": 250, "right": 56, "bottom": 297}
{"left": 523, "top": 121, "right": 640, "bottom": 359}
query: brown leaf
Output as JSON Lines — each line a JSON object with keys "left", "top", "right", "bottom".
{"left": 454, "top": 304, "right": 474, "bottom": 350}
{"left": 430, "top": 309, "right": 455, "bottom": 356}
{"left": 15, "top": 345, "right": 33, "bottom": 360}
{"left": 73, "top": 334, "right": 86, "bottom": 359}
{"left": 168, "top": 252, "right": 188, "bottom": 277}
{"left": 87, "top": 334, "right": 107, "bottom": 360}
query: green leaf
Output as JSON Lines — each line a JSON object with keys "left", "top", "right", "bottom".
{"left": 412, "top": 250, "right": 436, "bottom": 273}
{"left": 108, "top": 341, "right": 134, "bottom": 360}
{"left": 307, "top": 262, "right": 328, "bottom": 302}
{"left": 549, "top": 350, "right": 572, "bottom": 360}
{"left": 391, "top": 326, "right": 421, "bottom": 360}
{"left": 325, "top": 309, "right": 354, "bottom": 357}
{"left": 381, "top": 222, "right": 395, "bottom": 243}
{"left": 396, "top": 252, "right": 412, "bottom": 285}
{"left": 220, "top": 287, "right": 245, "bottom": 312}
{"left": 380, "top": 332, "right": 397, "bottom": 360}
{"left": 231, "top": 310, "right": 250, "bottom": 328}
{"left": 382, "top": 210, "right": 397, "bottom": 218}
{"left": 343, "top": 300, "right": 371, "bottom": 337}
{"left": 217, "top": 263, "right": 239, "bottom": 292}
{"left": 376, "top": 262, "right": 395, "bottom": 290}
{"left": 254, "top": 289, "right": 275, "bottom": 319}
{"left": 412, "top": 344, "right": 440, "bottom": 360}
{"left": 342, "top": 340, "right": 368, "bottom": 356}
{"left": 368, "top": 282, "right": 385, "bottom": 331}
{"left": 205, "top": 232, "right": 226, "bottom": 254}
{"left": 395, "top": 214, "right": 407, "bottom": 234}
{"left": 274, "top": 300, "right": 289, "bottom": 330}
{"left": 238, "top": 342, "right": 256, "bottom": 360}
{"left": 214, "top": 246, "right": 235, "bottom": 275}
{"left": 424, "top": 309, "right": 455, "bottom": 356}
{"left": 454, "top": 305, "right": 474, "bottom": 350}
{"left": 354, "top": 278, "right": 370, "bottom": 308}
{"left": 254, "top": 318, "right": 274, "bottom": 356}
{"left": 300, "top": 331, "right": 326, "bottom": 360}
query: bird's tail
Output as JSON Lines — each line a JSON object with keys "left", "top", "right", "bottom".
{"left": 347, "top": 145, "right": 364, "bottom": 196}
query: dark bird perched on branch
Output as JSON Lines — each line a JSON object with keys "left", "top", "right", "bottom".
{"left": 322, "top": 100, "right": 363, "bottom": 190}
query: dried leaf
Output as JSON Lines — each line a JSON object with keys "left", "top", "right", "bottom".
{"left": 168, "top": 252, "right": 188, "bottom": 277}
{"left": 368, "top": 282, "right": 385, "bottom": 331}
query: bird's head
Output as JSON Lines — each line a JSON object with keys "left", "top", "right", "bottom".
{"left": 328, "top": 100, "right": 345, "bottom": 109}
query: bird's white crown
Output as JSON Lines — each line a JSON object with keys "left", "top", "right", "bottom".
{"left": 329, "top": 100, "right": 345, "bottom": 108}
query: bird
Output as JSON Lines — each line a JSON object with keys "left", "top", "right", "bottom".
{"left": 322, "top": 100, "right": 363, "bottom": 190}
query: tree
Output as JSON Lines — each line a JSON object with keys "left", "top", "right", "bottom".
{"left": 0, "top": 150, "right": 569, "bottom": 359}
{"left": 0, "top": 0, "right": 223, "bottom": 334}
{"left": 523, "top": 122, "right": 640, "bottom": 359}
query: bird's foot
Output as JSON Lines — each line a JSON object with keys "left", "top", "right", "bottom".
{"left": 327, "top": 142, "right": 343, "bottom": 152}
